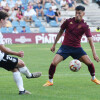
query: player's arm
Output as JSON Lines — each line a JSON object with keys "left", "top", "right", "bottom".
{"left": 0, "top": 44, "right": 24, "bottom": 57}
{"left": 51, "top": 19, "right": 68, "bottom": 52}
{"left": 88, "top": 37, "right": 100, "bottom": 62}
{"left": 54, "top": 29, "right": 64, "bottom": 46}
{"left": 51, "top": 29, "right": 64, "bottom": 52}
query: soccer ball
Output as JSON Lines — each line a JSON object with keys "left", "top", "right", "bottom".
{"left": 69, "top": 59, "right": 81, "bottom": 72}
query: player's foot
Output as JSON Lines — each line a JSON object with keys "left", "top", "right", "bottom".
{"left": 43, "top": 81, "right": 53, "bottom": 87}
{"left": 91, "top": 78, "right": 100, "bottom": 85}
{"left": 26, "top": 72, "right": 42, "bottom": 79}
{"left": 19, "top": 90, "right": 31, "bottom": 95}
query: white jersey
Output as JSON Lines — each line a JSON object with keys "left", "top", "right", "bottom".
{"left": 0, "top": 32, "right": 4, "bottom": 61}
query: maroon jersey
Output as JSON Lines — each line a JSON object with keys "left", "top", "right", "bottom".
{"left": 61, "top": 17, "right": 92, "bottom": 47}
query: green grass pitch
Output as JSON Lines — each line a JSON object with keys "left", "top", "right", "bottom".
{"left": 0, "top": 43, "right": 100, "bottom": 100}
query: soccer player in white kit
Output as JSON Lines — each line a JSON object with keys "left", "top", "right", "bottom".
{"left": 0, "top": 11, "right": 42, "bottom": 95}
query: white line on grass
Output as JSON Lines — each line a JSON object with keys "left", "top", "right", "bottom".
{"left": 1, "top": 73, "right": 100, "bottom": 78}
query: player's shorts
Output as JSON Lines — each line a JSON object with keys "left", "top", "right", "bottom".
{"left": 56, "top": 45, "right": 87, "bottom": 60}
{"left": 0, "top": 53, "right": 18, "bottom": 71}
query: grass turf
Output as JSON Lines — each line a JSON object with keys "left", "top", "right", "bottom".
{"left": 0, "top": 43, "right": 100, "bottom": 100}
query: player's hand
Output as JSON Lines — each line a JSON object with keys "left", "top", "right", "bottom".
{"left": 50, "top": 45, "right": 55, "bottom": 53}
{"left": 93, "top": 54, "right": 100, "bottom": 62}
{"left": 17, "top": 51, "right": 24, "bottom": 58}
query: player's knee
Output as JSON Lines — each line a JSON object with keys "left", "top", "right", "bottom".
{"left": 11, "top": 68, "right": 19, "bottom": 72}
{"left": 51, "top": 61, "right": 57, "bottom": 66}
{"left": 86, "top": 62, "right": 93, "bottom": 66}
{"left": 17, "top": 59, "right": 25, "bottom": 67}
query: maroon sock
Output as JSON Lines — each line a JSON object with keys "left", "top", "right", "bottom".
{"left": 49, "top": 64, "right": 56, "bottom": 79}
{"left": 88, "top": 63, "right": 95, "bottom": 76}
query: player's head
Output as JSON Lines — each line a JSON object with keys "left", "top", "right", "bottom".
{"left": 0, "top": 11, "right": 8, "bottom": 27}
{"left": 75, "top": 5, "right": 85, "bottom": 22}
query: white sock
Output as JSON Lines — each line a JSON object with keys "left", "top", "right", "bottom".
{"left": 92, "top": 76, "right": 96, "bottom": 80}
{"left": 19, "top": 66, "right": 32, "bottom": 77}
{"left": 49, "top": 79, "right": 53, "bottom": 83}
{"left": 13, "top": 71, "right": 24, "bottom": 91}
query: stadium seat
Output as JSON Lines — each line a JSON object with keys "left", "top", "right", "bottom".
{"left": 21, "top": 0, "right": 26, "bottom": 5}
{"left": 12, "top": 21, "right": 19, "bottom": 27}
{"left": 26, "top": 26, "right": 31, "bottom": 33}
{"left": 56, "top": 0, "right": 60, "bottom": 4}
{"left": 39, "top": 26, "right": 47, "bottom": 33}
{"left": 35, "top": 20, "right": 42, "bottom": 27}
{"left": 44, "top": 3, "right": 52, "bottom": 9}
{"left": 1, "top": 27, "right": 7, "bottom": 33}
{"left": 49, "top": 20, "right": 59, "bottom": 27}
{"left": 7, "top": 27, "right": 13, "bottom": 33}
{"left": 16, "top": 27, "right": 22, "bottom": 33}
{"left": 43, "top": 9, "right": 47, "bottom": 16}
{"left": 23, "top": 4, "right": 28, "bottom": 11}
{"left": 19, "top": 21, "right": 26, "bottom": 27}
{"left": 32, "top": 15, "right": 38, "bottom": 21}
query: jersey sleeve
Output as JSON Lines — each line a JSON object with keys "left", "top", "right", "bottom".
{"left": 61, "top": 19, "right": 69, "bottom": 30}
{"left": 84, "top": 25, "right": 92, "bottom": 37}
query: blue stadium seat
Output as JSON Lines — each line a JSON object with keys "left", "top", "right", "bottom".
{"left": 19, "top": 21, "right": 26, "bottom": 27}
{"left": 56, "top": 0, "right": 60, "bottom": 4}
{"left": 35, "top": 20, "right": 42, "bottom": 27}
{"left": 21, "top": 0, "right": 26, "bottom": 5}
{"left": 12, "top": 21, "right": 19, "bottom": 27}
{"left": 7, "top": 27, "right": 13, "bottom": 33}
{"left": 43, "top": 9, "right": 47, "bottom": 16}
{"left": 44, "top": 3, "right": 52, "bottom": 9}
{"left": 23, "top": 4, "right": 27, "bottom": 11}
{"left": 26, "top": 26, "right": 31, "bottom": 33}
{"left": 32, "top": 15, "right": 38, "bottom": 21}
{"left": 39, "top": 26, "right": 47, "bottom": 33}
{"left": 16, "top": 27, "right": 22, "bottom": 33}
{"left": 49, "top": 20, "right": 59, "bottom": 27}
{"left": 1, "top": 27, "right": 7, "bottom": 33}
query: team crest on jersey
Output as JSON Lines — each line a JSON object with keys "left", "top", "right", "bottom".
{"left": 78, "top": 25, "right": 82, "bottom": 29}
{"left": 70, "top": 22, "right": 73, "bottom": 24}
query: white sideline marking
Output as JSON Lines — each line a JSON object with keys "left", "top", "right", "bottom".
{"left": 42, "top": 73, "right": 100, "bottom": 76}
{"left": 42, "top": 74, "right": 89, "bottom": 76}
{"left": 0, "top": 73, "right": 100, "bottom": 78}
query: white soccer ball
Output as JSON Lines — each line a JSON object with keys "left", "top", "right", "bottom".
{"left": 69, "top": 59, "right": 81, "bottom": 72}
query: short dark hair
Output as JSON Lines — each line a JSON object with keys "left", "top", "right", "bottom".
{"left": 97, "top": 27, "right": 100, "bottom": 30}
{"left": 56, "top": 8, "right": 59, "bottom": 10}
{"left": 0, "top": 11, "right": 8, "bottom": 20}
{"left": 75, "top": 5, "right": 85, "bottom": 11}
{"left": 23, "top": 26, "right": 25, "bottom": 28}
{"left": 13, "top": 27, "right": 16, "bottom": 29}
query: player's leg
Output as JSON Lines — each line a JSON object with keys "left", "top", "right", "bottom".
{"left": 17, "top": 59, "right": 42, "bottom": 78}
{"left": 43, "top": 54, "right": 63, "bottom": 86}
{"left": 0, "top": 54, "right": 31, "bottom": 94}
{"left": 79, "top": 55, "right": 100, "bottom": 84}
{"left": 49, "top": 54, "right": 63, "bottom": 79}
{"left": 43, "top": 45, "right": 70, "bottom": 86}
{"left": 71, "top": 47, "right": 100, "bottom": 84}
{"left": 12, "top": 68, "right": 31, "bottom": 95}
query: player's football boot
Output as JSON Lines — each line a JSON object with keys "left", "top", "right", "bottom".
{"left": 43, "top": 81, "right": 53, "bottom": 86}
{"left": 26, "top": 72, "right": 42, "bottom": 79}
{"left": 91, "top": 78, "right": 100, "bottom": 85}
{"left": 19, "top": 90, "right": 31, "bottom": 95}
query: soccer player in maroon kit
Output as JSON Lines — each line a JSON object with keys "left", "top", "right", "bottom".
{"left": 43, "top": 5, "right": 100, "bottom": 86}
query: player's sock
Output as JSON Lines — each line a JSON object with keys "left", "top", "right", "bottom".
{"left": 87, "top": 63, "right": 95, "bottom": 77}
{"left": 19, "top": 66, "right": 32, "bottom": 77}
{"left": 49, "top": 64, "right": 56, "bottom": 79}
{"left": 13, "top": 71, "right": 24, "bottom": 91}
{"left": 92, "top": 76, "right": 96, "bottom": 80}
{"left": 49, "top": 79, "right": 53, "bottom": 83}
